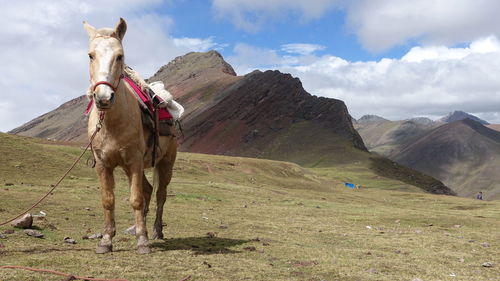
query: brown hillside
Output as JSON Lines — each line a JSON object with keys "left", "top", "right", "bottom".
{"left": 181, "top": 69, "right": 367, "bottom": 166}
{"left": 486, "top": 124, "right": 500, "bottom": 132}
{"left": 9, "top": 96, "right": 88, "bottom": 143}
{"left": 393, "top": 119, "right": 500, "bottom": 199}
{"left": 355, "top": 116, "right": 440, "bottom": 156}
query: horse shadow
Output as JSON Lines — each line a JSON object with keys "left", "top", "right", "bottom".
{"left": 151, "top": 236, "right": 251, "bottom": 255}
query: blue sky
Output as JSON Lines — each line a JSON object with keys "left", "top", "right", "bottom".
{"left": 165, "top": 1, "right": 407, "bottom": 62}
{"left": 1, "top": 0, "right": 500, "bottom": 132}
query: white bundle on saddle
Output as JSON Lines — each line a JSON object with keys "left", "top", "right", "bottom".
{"left": 123, "top": 66, "right": 184, "bottom": 120}
{"left": 148, "top": 81, "right": 184, "bottom": 120}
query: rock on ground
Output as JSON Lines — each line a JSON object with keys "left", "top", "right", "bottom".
{"left": 24, "top": 229, "right": 43, "bottom": 238}
{"left": 11, "top": 213, "right": 33, "bottom": 229}
{"left": 64, "top": 237, "right": 76, "bottom": 244}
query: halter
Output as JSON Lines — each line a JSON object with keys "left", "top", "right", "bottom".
{"left": 92, "top": 74, "right": 124, "bottom": 92}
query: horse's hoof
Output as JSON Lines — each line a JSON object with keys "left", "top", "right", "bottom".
{"left": 137, "top": 245, "right": 151, "bottom": 254}
{"left": 95, "top": 244, "right": 112, "bottom": 254}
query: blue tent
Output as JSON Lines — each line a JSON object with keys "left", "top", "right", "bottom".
{"left": 344, "top": 182, "right": 356, "bottom": 189}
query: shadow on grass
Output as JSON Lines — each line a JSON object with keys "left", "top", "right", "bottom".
{"left": 151, "top": 236, "right": 250, "bottom": 255}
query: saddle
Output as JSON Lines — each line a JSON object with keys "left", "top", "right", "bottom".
{"left": 121, "top": 75, "right": 175, "bottom": 137}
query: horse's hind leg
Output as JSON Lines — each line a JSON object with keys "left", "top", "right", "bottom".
{"left": 152, "top": 146, "right": 177, "bottom": 239}
{"left": 96, "top": 164, "right": 116, "bottom": 254}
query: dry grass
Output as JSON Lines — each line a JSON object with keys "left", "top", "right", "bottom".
{"left": 0, "top": 134, "right": 499, "bottom": 280}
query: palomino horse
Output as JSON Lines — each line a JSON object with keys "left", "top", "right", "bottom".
{"left": 84, "top": 18, "right": 177, "bottom": 254}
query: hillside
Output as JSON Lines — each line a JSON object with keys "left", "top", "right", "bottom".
{"left": 354, "top": 116, "right": 440, "bottom": 156}
{"left": 9, "top": 96, "right": 89, "bottom": 143}
{"left": 487, "top": 124, "right": 500, "bottom": 132}
{"left": 8, "top": 51, "right": 457, "bottom": 196}
{"left": 440, "top": 110, "right": 490, "bottom": 125}
{"left": 179, "top": 69, "right": 366, "bottom": 166}
{"left": 393, "top": 119, "right": 500, "bottom": 200}
{"left": 0, "top": 133, "right": 497, "bottom": 281}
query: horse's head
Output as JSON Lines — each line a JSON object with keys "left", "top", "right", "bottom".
{"left": 84, "top": 18, "right": 127, "bottom": 110}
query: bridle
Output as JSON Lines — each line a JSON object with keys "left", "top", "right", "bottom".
{"left": 92, "top": 79, "right": 120, "bottom": 92}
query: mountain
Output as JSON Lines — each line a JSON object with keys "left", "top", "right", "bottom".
{"left": 392, "top": 119, "right": 500, "bottom": 200}
{"left": 9, "top": 96, "right": 89, "bottom": 143}
{"left": 354, "top": 117, "right": 440, "bottom": 156}
{"left": 357, "top": 115, "right": 388, "bottom": 124}
{"left": 177, "top": 69, "right": 367, "bottom": 166}
{"left": 440, "top": 110, "right": 489, "bottom": 125}
{"left": 8, "top": 51, "right": 454, "bottom": 195}
{"left": 486, "top": 124, "right": 500, "bottom": 132}
{"left": 355, "top": 114, "right": 500, "bottom": 199}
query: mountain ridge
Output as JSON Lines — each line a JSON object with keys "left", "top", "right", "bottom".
{"left": 8, "top": 50, "right": 454, "bottom": 196}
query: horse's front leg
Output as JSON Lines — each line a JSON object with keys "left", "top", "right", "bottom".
{"left": 128, "top": 163, "right": 151, "bottom": 254}
{"left": 96, "top": 164, "right": 116, "bottom": 254}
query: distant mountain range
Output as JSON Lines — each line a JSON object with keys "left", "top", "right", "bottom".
{"left": 9, "top": 51, "right": 454, "bottom": 195}
{"left": 355, "top": 113, "right": 500, "bottom": 199}
{"left": 439, "top": 110, "right": 489, "bottom": 125}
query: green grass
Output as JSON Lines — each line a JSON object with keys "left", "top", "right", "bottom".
{"left": 0, "top": 133, "right": 499, "bottom": 280}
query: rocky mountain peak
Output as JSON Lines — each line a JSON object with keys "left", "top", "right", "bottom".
{"left": 150, "top": 50, "right": 236, "bottom": 83}
{"left": 440, "top": 110, "right": 489, "bottom": 125}
{"left": 408, "top": 117, "right": 434, "bottom": 126}
{"left": 357, "top": 115, "right": 388, "bottom": 124}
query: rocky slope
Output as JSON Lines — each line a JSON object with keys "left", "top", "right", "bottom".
{"left": 392, "top": 119, "right": 500, "bottom": 199}
{"left": 179, "top": 69, "right": 366, "bottom": 166}
{"left": 440, "top": 110, "right": 489, "bottom": 125}
{"left": 354, "top": 115, "right": 440, "bottom": 156}
{"left": 486, "top": 124, "right": 500, "bottom": 132}
{"left": 9, "top": 96, "right": 89, "bottom": 143}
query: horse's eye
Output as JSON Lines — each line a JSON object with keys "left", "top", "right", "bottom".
{"left": 88, "top": 54, "right": 93, "bottom": 60}
{"left": 117, "top": 55, "right": 123, "bottom": 61}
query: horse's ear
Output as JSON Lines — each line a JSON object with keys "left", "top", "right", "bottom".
{"left": 83, "top": 21, "right": 96, "bottom": 39}
{"left": 114, "top": 18, "right": 127, "bottom": 41}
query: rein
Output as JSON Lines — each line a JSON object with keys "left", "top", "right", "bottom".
{"left": 0, "top": 112, "right": 105, "bottom": 227}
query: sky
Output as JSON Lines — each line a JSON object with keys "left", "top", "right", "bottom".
{"left": 1, "top": 0, "right": 500, "bottom": 132}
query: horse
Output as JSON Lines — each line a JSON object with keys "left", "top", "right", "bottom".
{"left": 83, "top": 18, "right": 177, "bottom": 254}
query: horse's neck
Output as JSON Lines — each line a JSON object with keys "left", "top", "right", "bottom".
{"left": 98, "top": 82, "right": 140, "bottom": 134}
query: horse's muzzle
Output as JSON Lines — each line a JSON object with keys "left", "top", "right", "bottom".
{"left": 94, "top": 92, "right": 115, "bottom": 110}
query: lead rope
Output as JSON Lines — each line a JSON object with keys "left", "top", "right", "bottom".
{"left": 0, "top": 111, "right": 105, "bottom": 226}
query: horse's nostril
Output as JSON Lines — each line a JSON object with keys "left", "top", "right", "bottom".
{"left": 110, "top": 92, "right": 115, "bottom": 101}
{"left": 93, "top": 93, "right": 96, "bottom": 98}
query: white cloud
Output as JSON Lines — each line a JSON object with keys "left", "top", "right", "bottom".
{"left": 212, "top": 0, "right": 500, "bottom": 53}
{"left": 228, "top": 43, "right": 284, "bottom": 74}
{"left": 227, "top": 37, "right": 500, "bottom": 123}
{"left": 281, "top": 43, "right": 326, "bottom": 55}
{"left": 211, "top": 0, "right": 340, "bottom": 32}
{"left": 345, "top": 0, "right": 500, "bottom": 52}
{"left": 0, "top": 0, "right": 222, "bottom": 132}
{"left": 402, "top": 36, "right": 500, "bottom": 62}
{"left": 172, "top": 37, "right": 220, "bottom": 52}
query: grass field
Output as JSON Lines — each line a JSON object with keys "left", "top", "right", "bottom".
{"left": 0, "top": 133, "right": 498, "bottom": 280}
